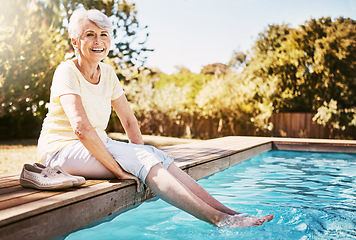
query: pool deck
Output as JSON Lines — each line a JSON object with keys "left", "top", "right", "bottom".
{"left": 1, "top": 136, "right": 355, "bottom": 240}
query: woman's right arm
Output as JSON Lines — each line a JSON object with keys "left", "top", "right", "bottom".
{"left": 59, "top": 93, "right": 141, "bottom": 188}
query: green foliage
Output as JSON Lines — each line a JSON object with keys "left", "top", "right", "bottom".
{"left": 275, "top": 18, "right": 355, "bottom": 114}
{"left": 313, "top": 99, "right": 356, "bottom": 130}
{"left": 196, "top": 72, "right": 274, "bottom": 134}
{"left": 237, "top": 18, "right": 356, "bottom": 134}
{"left": 228, "top": 50, "right": 248, "bottom": 72}
{"left": 155, "top": 70, "right": 213, "bottom": 105}
{"left": 0, "top": 0, "right": 69, "bottom": 138}
{"left": 128, "top": 16, "right": 355, "bottom": 138}
{"left": 36, "top": 0, "right": 152, "bottom": 78}
{"left": 122, "top": 69, "right": 273, "bottom": 137}
{"left": 122, "top": 70, "right": 192, "bottom": 136}
{"left": 0, "top": 0, "right": 151, "bottom": 138}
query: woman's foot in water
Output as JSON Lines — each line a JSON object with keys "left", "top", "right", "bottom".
{"left": 216, "top": 213, "right": 274, "bottom": 228}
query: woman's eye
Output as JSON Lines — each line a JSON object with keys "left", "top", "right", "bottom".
{"left": 101, "top": 33, "right": 108, "bottom": 37}
{"left": 87, "top": 33, "right": 94, "bottom": 37}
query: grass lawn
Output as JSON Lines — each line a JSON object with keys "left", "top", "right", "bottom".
{"left": 0, "top": 134, "right": 201, "bottom": 175}
{"left": 0, "top": 139, "right": 38, "bottom": 175}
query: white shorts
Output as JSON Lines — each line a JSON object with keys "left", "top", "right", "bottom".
{"left": 42, "top": 138, "right": 174, "bottom": 183}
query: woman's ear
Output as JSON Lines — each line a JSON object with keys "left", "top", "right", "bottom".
{"left": 71, "top": 38, "right": 79, "bottom": 51}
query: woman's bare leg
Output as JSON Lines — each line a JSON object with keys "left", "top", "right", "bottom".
{"left": 167, "top": 163, "right": 273, "bottom": 223}
{"left": 145, "top": 163, "right": 273, "bottom": 227}
{"left": 167, "top": 163, "right": 240, "bottom": 215}
{"left": 145, "top": 163, "right": 229, "bottom": 224}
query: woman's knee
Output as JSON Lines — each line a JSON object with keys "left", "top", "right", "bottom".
{"left": 145, "top": 163, "right": 166, "bottom": 182}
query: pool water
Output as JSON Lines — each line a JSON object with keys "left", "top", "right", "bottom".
{"left": 64, "top": 150, "right": 356, "bottom": 240}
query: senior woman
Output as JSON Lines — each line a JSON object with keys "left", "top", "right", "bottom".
{"left": 37, "top": 8, "right": 273, "bottom": 228}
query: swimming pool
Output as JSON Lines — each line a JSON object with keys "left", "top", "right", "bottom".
{"left": 63, "top": 150, "right": 356, "bottom": 240}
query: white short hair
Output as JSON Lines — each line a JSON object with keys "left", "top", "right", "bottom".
{"left": 68, "top": 8, "right": 113, "bottom": 39}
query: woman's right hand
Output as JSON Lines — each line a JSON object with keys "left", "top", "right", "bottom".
{"left": 116, "top": 171, "right": 143, "bottom": 192}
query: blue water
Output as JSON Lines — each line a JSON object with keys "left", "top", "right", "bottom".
{"left": 64, "top": 150, "right": 356, "bottom": 240}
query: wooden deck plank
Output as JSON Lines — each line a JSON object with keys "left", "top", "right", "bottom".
{"left": 0, "top": 179, "right": 19, "bottom": 188}
{"left": 0, "top": 188, "right": 41, "bottom": 203}
{"left": 162, "top": 136, "right": 270, "bottom": 158}
{"left": 0, "top": 185, "right": 24, "bottom": 195}
{"left": 0, "top": 180, "right": 106, "bottom": 211}
{"left": 0, "top": 175, "right": 19, "bottom": 183}
{"left": 0, "top": 174, "right": 18, "bottom": 179}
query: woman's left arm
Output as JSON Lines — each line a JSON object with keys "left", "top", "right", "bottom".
{"left": 112, "top": 94, "right": 144, "bottom": 145}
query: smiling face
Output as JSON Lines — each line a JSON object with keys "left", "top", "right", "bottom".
{"left": 72, "top": 19, "right": 111, "bottom": 62}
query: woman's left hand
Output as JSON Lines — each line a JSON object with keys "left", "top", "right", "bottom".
{"left": 116, "top": 171, "right": 143, "bottom": 192}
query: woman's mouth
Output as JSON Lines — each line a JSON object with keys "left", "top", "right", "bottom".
{"left": 90, "top": 47, "right": 105, "bottom": 53}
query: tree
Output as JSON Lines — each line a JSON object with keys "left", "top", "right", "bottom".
{"left": 36, "top": 0, "right": 152, "bottom": 80}
{"left": 239, "top": 18, "right": 356, "bottom": 135}
{"left": 155, "top": 70, "right": 213, "bottom": 103}
{"left": 121, "top": 70, "right": 192, "bottom": 137}
{"left": 299, "top": 18, "right": 356, "bottom": 133}
{"left": 272, "top": 18, "right": 356, "bottom": 114}
{"left": 200, "top": 63, "right": 229, "bottom": 76}
{"left": 0, "top": 0, "right": 69, "bottom": 138}
{"left": 0, "top": 0, "right": 152, "bottom": 138}
{"left": 228, "top": 50, "right": 249, "bottom": 72}
{"left": 226, "top": 24, "right": 291, "bottom": 133}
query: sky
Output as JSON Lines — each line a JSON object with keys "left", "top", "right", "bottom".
{"left": 129, "top": 0, "right": 355, "bottom": 74}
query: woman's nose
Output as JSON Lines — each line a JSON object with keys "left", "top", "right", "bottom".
{"left": 94, "top": 36, "right": 100, "bottom": 44}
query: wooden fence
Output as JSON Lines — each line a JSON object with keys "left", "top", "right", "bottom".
{"left": 270, "top": 113, "right": 330, "bottom": 138}
{"left": 271, "top": 113, "right": 356, "bottom": 139}
{"left": 108, "top": 113, "right": 356, "bottom": 140}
